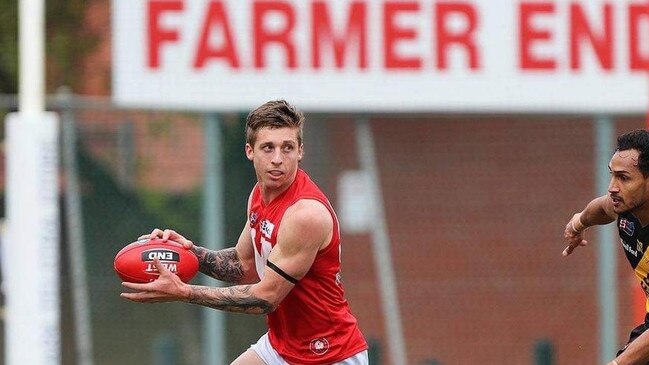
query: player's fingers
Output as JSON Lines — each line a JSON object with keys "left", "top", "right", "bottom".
{"left": 562, "top": 243, "right": 577, "bottom": 256}
{"left": 120, "top": 292, "right": 140, "bottom": 301}
{"left": 562, "top": 239, "right": 588, "bottom": 256}
{"left": 162, "top": 229, "right": 178, "bottom": 241}
{"left": 121, "top": 281, "right": 150, "bottom": 291}
{"left": 148, "top": 228, "right": 163, "bottom": 239}
{"left": 153, "top": 258, "right": 170, "bottom": 275}
{"left": 182, "top": 240, "right": 194, "bottom": 250}
{"left": 120, "top": 292, "right": 157, "bottom": 302}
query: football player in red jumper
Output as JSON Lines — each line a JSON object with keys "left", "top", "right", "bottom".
{"left": 122, "top": 100, "right": 368, "bottom": 365}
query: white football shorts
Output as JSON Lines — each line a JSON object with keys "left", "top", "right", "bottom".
{"left": 251, "top": 332, "right": 369, "bottom": 365}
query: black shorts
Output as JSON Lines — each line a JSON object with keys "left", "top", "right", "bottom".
{"left": 617, "top": 313, "right": 649, "bottom": 364}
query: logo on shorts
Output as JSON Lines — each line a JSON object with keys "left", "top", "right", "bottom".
{"left": 309, "top": 338, "right": 330, "bottom": 355}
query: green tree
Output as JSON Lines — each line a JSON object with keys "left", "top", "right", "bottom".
{"left": 0, "top": 1, "right": 18, "bottom": 93}
{"left": 0, "top": 0, "right": 96, "bottom": 94}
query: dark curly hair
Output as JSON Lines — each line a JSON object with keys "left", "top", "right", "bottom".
{"left": 617, "top": 129, "right": 649, "bottom": 177}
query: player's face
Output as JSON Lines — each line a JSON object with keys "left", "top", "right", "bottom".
{"left": 608, "top": 149, "right": 649, "bottom": 214}
{"left": 245, "top": 126, "right": 303, "bottom": 194}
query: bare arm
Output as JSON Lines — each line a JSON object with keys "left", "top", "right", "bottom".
{"left": 143, "top": 192, "right": 258, "bottom": 284}
{"left": 563, "top": 195, "right": 617, "bottom": 256}
{"left": 608, "top": 330, "right": 649, "bottom": 365}
{"left": 186, "top": 199, "right": 332, "bottom": 313}
{"left": 122, "top": 199, "right": 332, "bottom": 315}
{"left": 192, "top": 247, "right": 245, "bottom": 284}
{"left": 192, "top": 222, "right": 258, "bottom": 284}
{"left": 138, "top": 224, "right": 258, "bottom": 285}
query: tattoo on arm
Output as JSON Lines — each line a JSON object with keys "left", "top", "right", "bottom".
{"left": 187, "top": 285, "right": 273, "bottom": 314}
{"left": 193, "top": 247, "right": 244, "bottom": 284}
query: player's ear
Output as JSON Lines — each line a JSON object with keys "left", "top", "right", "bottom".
{"left": 245, "top": 143, "right": 254, "bottom": 161}
{"left": 298, "top": 143, "right": 304, "bottom": 162}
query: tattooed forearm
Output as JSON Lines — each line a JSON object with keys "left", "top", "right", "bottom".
{"left": 193, "top": 247, "right": 244, "bottom": 283}
{"left": 187, "top": 285, "right": 273, "bottom": 314}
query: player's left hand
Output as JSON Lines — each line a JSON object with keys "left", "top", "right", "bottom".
{"left": 121, "top": 258, "right": 192, "bottom": 302}
{"left": 562, "top": 214, "right": 588, "bottom": 256}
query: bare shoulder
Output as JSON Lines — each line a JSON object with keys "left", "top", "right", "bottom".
{"left": 280, "top": 199, "right": 333, "bottom": 251}
{"left": 284, "top": 199, "right": 332, "bottom": 226}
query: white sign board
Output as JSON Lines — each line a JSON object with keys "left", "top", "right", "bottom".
{"left": 338, "top": 170, "right": 374, "bottom": 234}
{"left": 113, "top": 0, "right": 649, "bottom": 112}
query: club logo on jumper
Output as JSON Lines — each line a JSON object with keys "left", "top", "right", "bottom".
{"left": 620, "top": 218, "right": 635, "bottom": 236}
{"left": 638, "top": 239, "right": 644, "bottom": 253}
{"left": 260, "top": 219, "right": 275, "bottom": 239}
{"left": 309, "top": 337, "right": 330, "bottom": 355}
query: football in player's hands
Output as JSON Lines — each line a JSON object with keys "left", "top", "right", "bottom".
{"left": 114, "top": 238, "right": 199, "bottom": 283}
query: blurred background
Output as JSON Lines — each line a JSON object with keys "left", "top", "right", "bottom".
{"left": 0, "top": 0, "right": 648, "bottom": 365}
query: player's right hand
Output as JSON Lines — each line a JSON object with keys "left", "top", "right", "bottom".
{"left": 562, "top": 214, "right": 588, "bottom": 256}
{"left": 138, "top": 228, "right": 194, "bottom": 250}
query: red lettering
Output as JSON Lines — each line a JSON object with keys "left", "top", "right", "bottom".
{"left": 519, "top": 2, "right": 556, "bottom": 70}
{"left": 436, "top": 2, "right": 480, "bottom": 70}
{"left": 193, "top": 1, "right": 239, "bottom": 69}
{"left": 147, "top": 0, "right": 183, "bottom": 69}
{"left": 569, "top": 3, "right": 613, "bottom": 71}
{"left": 629, "top": 4, "right": 649, "bottom": 71}
{"left": 311, "top": 1, "right": 367, "bottom": 69}
{"left": 383, "top": 1, "right": 422, "bottom": 69}
{"left": 253, "top": 1, "right": 297, "bottom": 69}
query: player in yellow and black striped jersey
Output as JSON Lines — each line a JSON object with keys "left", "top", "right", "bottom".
{"left": 564, "top": 129, "right": 649, "bottom": 365}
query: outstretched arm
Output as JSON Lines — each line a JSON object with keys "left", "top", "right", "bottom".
{"left": 563, "top": 195, "right": 617, "bottom": 256}
{"left": 608, "top": 329, "right": 649, "bottom": 365}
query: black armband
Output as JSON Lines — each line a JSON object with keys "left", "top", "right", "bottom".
{"left": 267, "top": 260, "right": 299, "bottom": 285}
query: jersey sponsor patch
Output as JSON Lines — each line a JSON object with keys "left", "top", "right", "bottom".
{"left": 250, "top": 211, "right": 259, "bottom": 225}
{"left": 622, "top": 238, "right": 640, "bottom": 257}
{"left": 261, "top": 219, "right": 275, "bottom": 239}
{"left": 620, "top": 218, "right": 635, "bottom": 236}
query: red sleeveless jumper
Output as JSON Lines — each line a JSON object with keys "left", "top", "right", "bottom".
{"left": 248, "top": 169, "right": 367, "bottom": 364}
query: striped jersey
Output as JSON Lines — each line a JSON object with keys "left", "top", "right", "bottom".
{"left": 248, "top": 169, "right": 367, "bottom": 364}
